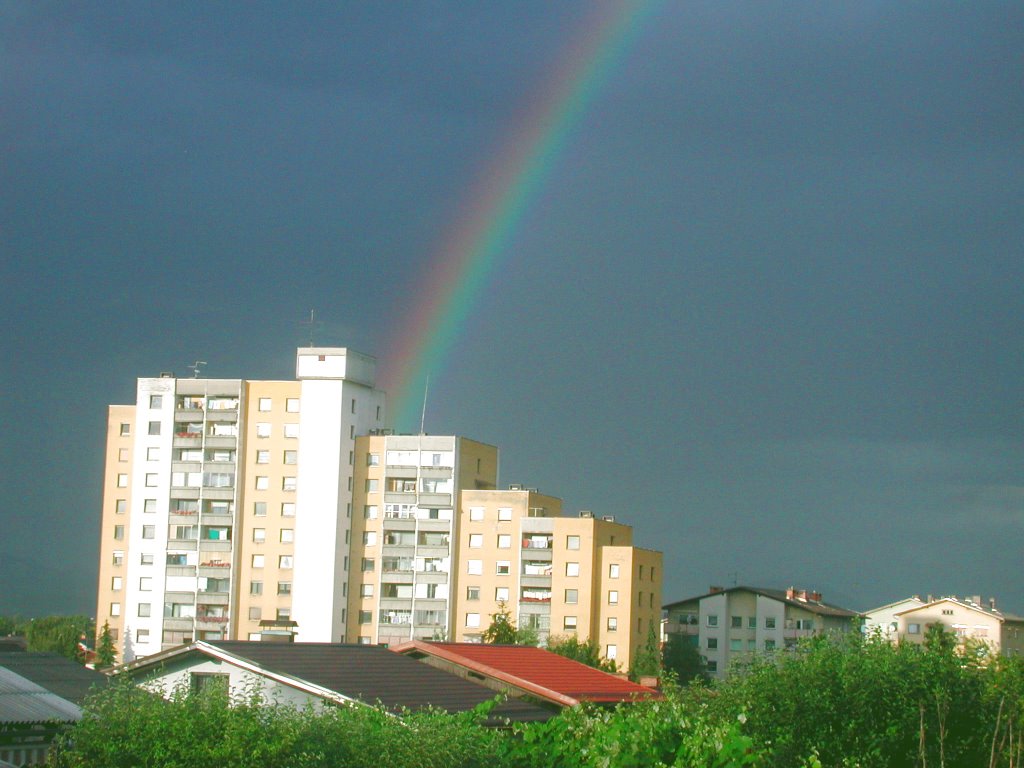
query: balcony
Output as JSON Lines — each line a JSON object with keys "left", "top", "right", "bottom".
{"left": 522, "top": 537, "right": 552, "bottom": 550}
{"left": 166, "top": 565, "right": 196, "bottom": 577}
{"left": 163, "top": 617, "right": 195, "bottom": 631}
{"left": 199, "top": 541, "right": 232, "bottom": 552}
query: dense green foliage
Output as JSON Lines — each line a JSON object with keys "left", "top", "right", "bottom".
{"left": 51, "top": 629, "right": 1024, "bottom": 767}
{"left": 663, "top": 633, "right": 709, "bottom": 684}
{"left": 24, "top": 615, "right": 94, "bottom": 661}
{"left": 95, "top": 621, "right": 117, "bottom": 668}
{"left": 482, "top": 600, "right": 538, "bottom": 645}
{"left": 546, "top": 634, "right": 619, "bottom": 673}
{"left": 630, "top": 624, "right": 664, "bottom": 681}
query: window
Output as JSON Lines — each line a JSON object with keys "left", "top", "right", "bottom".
{"left": 142, "top": 525, "right": 155, "bottom": 539}
{"left": 149, "top": 394, "right": 163, "bottom": 408}
{"left": 495, "top": 587, "right": 510, "bottom": 601}
{"left": 566, "top": 562, "right": 580, "bottom": 577}
{"left": 358, "top": 610, "right": 372, "bottom": 624}
{"left": 606, "top": 644, "right": 617, "bottom": 660}
{"left": 466, "top": 613, "right": 481, "bottom": 628}
{"left": 609, "top": 563, "right": 620, "bottom": 578}
{"left": 112, "top": 550, "right": 124, "bottom": 565}
{"left": 283, "top": 450, "right": 297, "bottom": 465}
{"left": 362, "top": 531, "right": 377, "bottom": 546}
{"left": 140, "top": 553, "right": 154, "bottom": 566}
{"left": 258, "top": 397, "right": 272, "bottom": 411}
{"left": 283, "top": 423, "right": 299, "bottom": 438}
{"left": 496, "top": 561, "right": 510, "bottom": 575}
{"left": 256, "top": 423, "right": 271, "bottom": 438}
{"left": 498, "top": 507, "right": 512, "bottom": 521}
{"left": 365, "top": 478, "right": 378, "bottom": 492}
{"left": 363, "top": 505, "right": 378, "bottom": 519}
{"left": 730, "top": 639, "right": 743, "bottom": 651}
{"left": 908, "top": 623, "right": 921, "bottom": 634}
{"left": 467, "top": 560, "right": 483, "bottom": 575}
{"left": 144, "top": 473, "right": 157, "bottom": 487}
{"left": 765, "top": 616, "right": 776, "bottom": 629}
{"left": 565, "top": 589, "right": 578, "bottom": 604}
{"left": 250, "top": 581, "right": 263, "bottom": 595}
{"left": 360, "top": 583, "right": 374, "bottom": 597}
{"left": 796, "top": 619, "right": 815, "bottom": 630}
{"left": 707, "top": 615, "right": 719, "bottom": 627}
{"left": 367, "top": 453, "right": 380, "bottom": 466}
{"left": 138, "top": 603, "right": 151, "bottom": 617}
{"left": 148, "top": 421, "right": 161, "bottom": 436}
{"left": 144, "top": 498, "right": 158, "bottom": 513}
{"left": 469, "top": 507, "right": 484, "bottom": 521}
{"left": 277, "top": 581, "right": 292, "bottom": 595}
{"left": 732, "top": 616, "right": 743, "bottom": 628}
{"left": 282, "top": 502, "right": 295, "bottom": 517}
{"left": 146, "top": 447, "right": 160, "bottom": 461}
{"left": 255, "top": 476, "right": 269, "bottom": 490}
{"left": 256, "top": 450, "right": 270, "bottom": 464}
{"left": 764, "top": 639, "right": 776, "bottom": 650}
{"left": 117, "top": 473, "right": 128, "bottom": 487}
{"left": 566, "top": 535, "right": 580, "bottom": 550}
{"left": 252, "top": 502, "right": 267, "bottom": 517}
{"left": 361, "top": 558, "right": 375, "bottom": 572}
{"left": 497, "top": 534, "right": 511, "bottom": 549}
{"left": 118, "top": 447, "right": 129, "bottom": 462}
{"left": 468, "top": 533, "right": 482, "bottom": 548}
{"left": 748, "top": 617, "right": 757, "bottom": 629}
{"left": 116, "top": 499, "right": 127, "bottom": 514}
{"left": 139, "top": 577, "right": 152, "bottom": 591}
{"left": 942, "top": 609, "right": 954, "bottom": 616}
{"left": 280, "top": 529, "right": 294, "bottom": 543}
{"left": 563, "top": 616, "right": 578, "bottom": 630}
{"left": 111, "top": 576, "right": 122, "bottom": 590}
{"left": 136, "top": 629, "right": 150, "bottom": 643}
{"left": 114, "top": 524, "right": 125, "bottom": 540}
{"left": 252, "top": 555, "right": 265, "bottom": 568}
{"left": 286, "top": 398, "right": 299, "bottom": 413}
{"left": 120, "top": 423, "right": 131, "bottom": 436}
{"left": 279, "top": 556, "right": 293, "bottom": 569}
{"left": 607, "top": 616, "right": 618, "bottom": 631}
{"left": 282, "top": 477, "right": 297, "bottom": 491}
{"left": 466, "top": 586, "right": 480, "bottom": 600}
{"left": 110, "top": 602, "right": 121, "bottom": 616}
{"left": 248, "top": 607, "right": 262, "bottom": 621}
{"left": 707, "top": 661, "right": 718, "bottom": 673}
{"left": 707, "top": 637, "right": 718, "bottom": 649}
{"left": 190, "top": 672, "right": 227, "bottom": 694}
{"left": 608, "top": 590, "right": 619, "bottom": 605}
{"left": 252, "top": 528, "right": 265, "bottom": 543}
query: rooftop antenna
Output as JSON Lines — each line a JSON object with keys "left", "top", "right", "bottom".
{"left": 190, "top": 361, "right": 207, "bottom": 378}
{"left": 419, "top": 374, "right": 430, "bottom": 435}
{"left": 301, "top": 309, "right": 319, "bottom": 347}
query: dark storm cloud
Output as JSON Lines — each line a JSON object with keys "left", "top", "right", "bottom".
{"left": 1, "top": 1, "right": 1021, "bottom": 616}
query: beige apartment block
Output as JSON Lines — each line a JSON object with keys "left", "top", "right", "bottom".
{"left": 95, "top": 348, "right": 386, "bottom": 662}
{"left": 892, "top": 596, "right": 1024, "bottom": 657}
{"left": 96, "top": 404, "right": 137, "bottom": 652}
{"left": 347, "top": 433, "right": 499, "bottom": 647}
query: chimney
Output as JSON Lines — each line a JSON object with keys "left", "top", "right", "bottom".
{"left": 786, "top": 586, "right": 796, "bottom": 600}
{"left": 927, "top": 594, "right": 934, "bottom": 603}
{"left": 989, "top": 597, "right": 997, "bottom": 610}
{"left": 810, "top": 591, "right": 822, "bottom": 603}
{"left": 709, "top": 585, "right": 725, "bottom": 594}
{"left": 796, "top": 589, "right": 808, "bottom": 602}
{"left": 971, "top": 595, "right": 982, "bottom": 606}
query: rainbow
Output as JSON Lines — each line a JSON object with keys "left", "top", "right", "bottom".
{"left": 380, "top": 0, "right": 661, "bottom": 430}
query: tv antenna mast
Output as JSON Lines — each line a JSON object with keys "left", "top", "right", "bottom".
{"left": 419, "top": 374, "right": 430, "bottom": 435}
{"left": 301, "top": 309, "right": 320, "bottom": 347}
{"left": 190, "top": 361, "right": 207, "bottom": 378}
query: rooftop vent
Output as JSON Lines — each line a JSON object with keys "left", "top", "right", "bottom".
{"left": 160, "top": 371, "right": 174, "bottom": 378}
{"left": 602, "top": 515, "right": 615, "bottom": 522}
{"left": 508, "top": 483, "right": 524, "bottom": 491}
{"left": 579, "top": 510, "right": 593, "bottom": 518}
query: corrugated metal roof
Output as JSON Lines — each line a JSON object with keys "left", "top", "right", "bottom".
{"left": 399, "top": 643, "right": 661, "bottom": 704}
{"left": 0, "top": 668, "right": 81, "bottom": 724}
{"left": 0, "top": 653, "right": 108, "bottom": 705}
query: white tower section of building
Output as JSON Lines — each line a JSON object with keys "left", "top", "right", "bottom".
{"left": 292, "top": 348, "right": 386, "bottom": 642}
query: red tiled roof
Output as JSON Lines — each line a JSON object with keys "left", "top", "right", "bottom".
{"left": 392, "top": 642, "right": 661, "bottom": 705}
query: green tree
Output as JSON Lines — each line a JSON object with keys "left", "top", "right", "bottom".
{"left": 482, "top": 600, "right": 518, "bottom": 644}
{"left": 662, "top": 633, "right": 708, "bottom": 684}
{"left": 25, "top": 615, "right": 94, "bottom": 662}
{"left": 546, "top": 635, "right": 618, "bottom": 672}
{"left": 95, "top": 621, "right": 117, "bottom": 668}
{"left": 630, "top": 623, "right": 663, "bottom": 681}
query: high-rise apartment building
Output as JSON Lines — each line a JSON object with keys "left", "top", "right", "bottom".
{"left": 96, "top": 348, "right": 385, "bottom": 660}
{"left": 98, "top": 347, "right": 662, "bottom": 671}
{"left": 347, "top": 434, "right": 662, "bottom": 670}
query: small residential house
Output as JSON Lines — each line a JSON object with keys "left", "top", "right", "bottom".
{"left": 392, "top": 641, "right": 661, "bottom": 708}
{"left": 117, "top": 641, "right": 551, "bottom": 723}
{"left": 0, "top": 653, "right": 108, "bottom": 767}
{"left": 862, "top": 596, "right": 926, "bottom": 640}
{"left": 663, "top": 586, "right": 862, "bottom": 679}
{"left": 891, "top": 596, "right": 1024, "bottom": 656}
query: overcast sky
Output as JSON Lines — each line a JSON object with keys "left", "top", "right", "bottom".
{"left": 2, "top": 1, "right": 1021, "bottom": 618}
